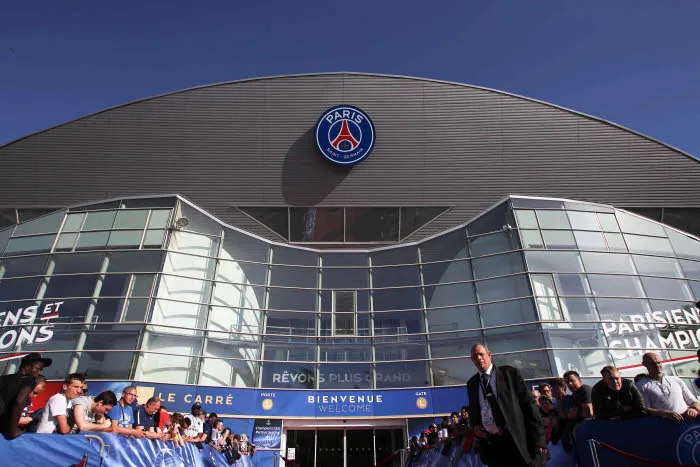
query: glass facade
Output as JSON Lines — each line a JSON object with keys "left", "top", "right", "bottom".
{"left": 1, "top": 195, "right": 699, "bottom": 393}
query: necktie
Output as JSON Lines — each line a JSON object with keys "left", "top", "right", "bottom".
{"left": 481, "top": 372, "right": 506, "bottom": 429}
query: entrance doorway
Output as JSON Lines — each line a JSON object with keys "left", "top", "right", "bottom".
{"left": 286, "top": 428, "right": 404, "bottom": 467}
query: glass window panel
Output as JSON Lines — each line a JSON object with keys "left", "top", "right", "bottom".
{"left": 121, "top": 197, "right": 175, "bottom": 209}
{"left": 345, "top": 208, "right": 399, "bottom": 242}
{"left": 376, "top": 361, "right": 429, "bottom": 388}
{"left": 136, "top": 333, "right": 202, "bottom": 384}
{"left": 373, "top": 287, "right": 422, "bottom": 311}
{"left": 554, "top": 274, "right": 591, "bottom": 296}
{"left": 211, "top": 282, "right": 265, "bottom": 310}
{"left": 261, "top": 362, "right": 317, "bottom": 389}
{"left": 266, "top": 311, "right": 317, "bottom": 336}
{"left": 429, "top": 331, "right": 481, "bottom": 359}
{"left": 220, "top": 228, "right": 269, "bottom": 263}
{"left": 216, "top": 259, "right": 267, "bottom": 285}
{"left": 426, "top": 305, "right": 480, "bottom": 332}
{"left": 62, "top": 213, "right": 85, "bottom": 232}
{"left": 289, "top": 207, "right": 343, "bottom": 242}
{"left": 0, "top": 228, "right": 12, "bottom": 255}
{"left": 100, "top": 274, "right": 131, "bottom": 297}
{"left": 420, "top": 229, "right": 467, "bottom": 262}
{"left": 107, "top": 230, "right": 143, "bottom": 249}
{"left": 83, "top": 325, "right": 141, "bottom": 351}
{"left": 604, "top": 232, "right": 628, "bottom": 252}
{"left": 560, "top": 297, "right": 600, "bottom": 321}
{"left": 515, "top": 210, "right": 539, "bottom": 229}
{"left": 147, "top": 210, "right": 171, "bottom": 229}
{"left": 170, "top": 231, "right": 219, "bottom": 257}
{"left": 82, "top": 211, "right": 117, "bottom": 231}
{"left": 475, "top": 274, "right": 531, "bottom": 302}
{"left": 424, "top": 282, "right": 476, "bottom": 308}
{"left": 373, "top": 310, "right": 425, "bottom": 335}
{"left": 268, "top": 287, "right": 316, "bottom": 311}
{"left": 492, "top": 350, "right": 551, "bottom": 379}
{"left": 320, "top": 313, "right": 370, "bottom": 336}
{"left": 472, "top": 252, "right": 524, "bottom": 280}
{"left": 469, "top": 231, "right": 520, "bottom": 257}
{"left": 666, "top": 228, "right": 700, "bottom": 261}
{"left": 238, "top": 207, "right": 289, "bottom": 240}
{"left": 45, "top": 275, "right": 96, "bottom": 298}
{"left": 536, "top": 210, "right": 570, "bottom": 229}
{"left": 681, "top": 260, "right": 700, "bottom": 280}
{"left": 633, "top": 255, "right": 683, "bottom": 278}
{"left": 616, "top": 211, "right": 666, "bottom": 236}
{"left": 320, "top": 290, "right": 369, "bottom": 313}
{"left": 113, "top": 210, "right": 149, "bottom": 230}
{"left": 484, "top": 324, "right": 545, "bottom": 353}
{"left": 272, "top": 247, "right": 317, "bottom": 266}
{"left": 641, "top": 277, "right": 693, "bottom": 300}
{"left": 372, "top": 265, "right": 420, "bottom": 288}
{"left": 625, "top": 234, "right": 675, "bottom": 256}
{"left": 374, "top": 338, "right": 427, "bottom": 361}
{"left": 12, "top": 211, "right": 64, "bottom": 236}
{"left": 177, "top": 202, "right": 221, "bottom": 236}
{"left": 76, "top": 350, "right": 135, "bottom": 380}
{"left": 199, "top": 339, "right": 260, "bottom": 388}
{"left": 1, "top": 255, "right": 48, "bottom": 278}
{"left": 532, "top": 274, "right": 557, "bottom": 297}
{"left": 567, "top": 211, "right": 600, "bottom": 231}
{"left": 400, "top": 207, "right": 448, "bottom": 239}
{"left": 371, "top": 247, "right": 418, "bottom": 266}
{"left": 663, "top": 208, "right": 700, "bottom": 237}
{"left": 74, "top": 231, "right": 110, "bottom": 251}
{"left": 131, "top": 274, "right": 155, "bottom": 297}
{"left": 321, "top": 268, "right": 368, "bottom": 289}
{"left": 525, "top": 251, "right": 584, "bottom": 273}
{"left": 54, "top": 233, "right": 77, "bottom": 251}
{"left": 542, "top": 230, "right": 576, "bottom": 249}
{"left": 595, "top": 298, "right": 652, "bottom": 321}
{"left": 550, "top": 348, "right": 614, "bottom": 378}
{"left": 142, "top": 230, "right": 165, "bottom": 248}
{"left": 421, "top": 260, "right": 472, "bottom": 285}
{"left": 107, "top": 251, "right": 163, "bottom": 273}
{"left": 0, "top": 277, "right": 41, "bottom": 300}
{"left": 689, "top": 281, "right": 700, "bottom": 300}
{"left": 334, "top": 313, "right": 356, "bottom": 337}
{"left": 480, "top": 298, "right": 537, "bottom": 327}
{"left": 574, "top": 231, "right": 607, "bottom": 251}
{"left": 432, "top": 357, "right": 474, "bottom": 386}
{"left": 598, "top": 213, "right": 620, "bottom": 232}
{"left": 150, "top": 299, "right": 209, "bottom": 334}
{"left": 157, "top": 274, "right": 212, "bottom": 304}
{"left": 322, "top": 253, "right": 367, "bottom": 267}
{"left": 122, "top": 298, "right": 150, "bottom": 321}
{"left": 581, "top": 252, "right": 635, "bottom": 274}
{"left": 4, "top": 235, "right": 55, "bottom": 255}
{"left": 588, "top": 275, "right": 645, "bottom": 297}
{"left": 467, "top": 202, "right": 509, "bottom": 236}
{"left": 270, "top": 266, "right": 318, "bottom": 288}
{"left": 318, "top": 363, "right": 372, "bottom": 389}
{"left": 91, "top": 298, "right": 127, "bottom": 322}
{"left": 208, "top": 305, "right": 263, "bottom": 338}
{"left": 520, "top": 230, "right": 544, "bottom": 249}
{"left": 265, "top": 342, "right": 316, "bottom": 362}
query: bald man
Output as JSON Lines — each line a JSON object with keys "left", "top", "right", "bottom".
{"left": 636, "top": 352, "right": 700, "bottom": 422}
{"left": 467, "top": 344, "right": 546, "bottom": 467}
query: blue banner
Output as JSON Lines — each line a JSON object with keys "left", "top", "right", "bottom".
{"left": 92, "top": 381, "right": 467, "bottom": 418}
{"left": 575, "top": 417, "right": 700, "bottom": 466}
{"left": 252, "top": 419, "right": 282, "bottom": 449}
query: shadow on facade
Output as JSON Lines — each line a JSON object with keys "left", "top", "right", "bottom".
{"left": 281, "top": 127, "right": 351, "bottom": 205}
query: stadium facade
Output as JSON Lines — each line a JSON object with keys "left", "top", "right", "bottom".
{"left": 1, "top": 73, "right": 700, "bottom": 466}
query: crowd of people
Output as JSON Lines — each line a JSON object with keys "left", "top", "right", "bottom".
{"left": 0, "top": 353, "right": 255, "bottom": 465}
{"left": 409, "top": 344, "right": 700, "bottom": 467}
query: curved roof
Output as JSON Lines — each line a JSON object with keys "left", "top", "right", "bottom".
{"left": 1, "top": 72, "right": 699, "bottom": 241}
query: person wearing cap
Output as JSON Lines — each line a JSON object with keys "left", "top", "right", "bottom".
{"left": 0, "top": 352, "right": 52, "bottom": 439}
{"left": 184, "top": 403, "right": 207, "bottom": 443}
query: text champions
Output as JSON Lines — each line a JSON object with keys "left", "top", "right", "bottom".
{"left": 603, "top": 304, "right": 700, "bottom": 358}
{"left": 0, "top": 302, "right": 63, "bottom": 350}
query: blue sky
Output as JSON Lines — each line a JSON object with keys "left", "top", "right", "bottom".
{"left": 1, "top": 1, "right": 699, "bottom": 157}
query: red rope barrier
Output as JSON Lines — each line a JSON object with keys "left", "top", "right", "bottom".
{"left": 373, "top": 449, "right": 400, "bottom": 467}
{"left": 597, "top": 441, "right": 684, "bottom": 467}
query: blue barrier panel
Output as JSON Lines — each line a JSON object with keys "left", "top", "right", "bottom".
{"left": 575, "top": 417, "right": 700, "bottom": 466}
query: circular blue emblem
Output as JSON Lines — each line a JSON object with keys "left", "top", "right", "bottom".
{"left": 677, "top": 425, "right": 700, "bottom": 464}
{"left": 315, "top": 105, "right": 376, "bottom": 166}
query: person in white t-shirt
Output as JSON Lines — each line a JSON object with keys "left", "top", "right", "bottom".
{"left": 636, "top": 352, "right": 700, "bottom": 422}
{"left": 36, "top": 373, "right": 85, "bottom": 434}
{"left": 183, "top": 403, "right": 207, "bottom": 443}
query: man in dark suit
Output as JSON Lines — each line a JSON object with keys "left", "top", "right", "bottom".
{"left": 467, "top": 344, "right": 546, "bottom": 467}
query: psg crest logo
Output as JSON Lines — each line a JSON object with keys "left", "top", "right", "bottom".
{"left": 315, "top": 105, "right": 376, "bottom": 166}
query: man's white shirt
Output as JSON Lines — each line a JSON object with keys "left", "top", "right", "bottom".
{"left": 636, "top": 374, "right": 698, "bottom": 414}
{"left": 184, "top": 414, "right": 203, "bottom": 438}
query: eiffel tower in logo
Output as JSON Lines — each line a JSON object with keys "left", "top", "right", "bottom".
{"left": 331, "top": 120, "right": 360, "bottom": 151}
